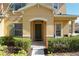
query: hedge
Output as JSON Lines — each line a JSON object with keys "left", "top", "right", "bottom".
{"left": 0, "top": 37, "right": 5, "bottom": 45}
{"left": 0, "top": 36, "right": 15, "bottom": 46}
{"left": 0, "top": 36, "right": 32, "bottom": 54}
{"left": 48, "top": 36, "right": 79, "bottom": 53}
{"left": 14, "top": 37, "right": 32, "bottom": 52}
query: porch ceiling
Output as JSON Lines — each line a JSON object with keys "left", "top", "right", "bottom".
{"left": 54, "top": 14, "right": 77, "bottom": 20}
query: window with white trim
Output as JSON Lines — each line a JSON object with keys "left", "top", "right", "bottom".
{"left": 55, "top": 23, "right": 61, "bottom": 36}
{"left": 14, "top": 23, "right": 23, "bottom": 36}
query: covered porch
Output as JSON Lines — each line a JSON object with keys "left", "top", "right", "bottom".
{"left": 54, "top": 14, "right": 77, "bottom": 37}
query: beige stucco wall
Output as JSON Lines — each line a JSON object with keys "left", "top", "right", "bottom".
{"left": 0, "top": 19, "right": 5, "bottom": 36}
{"left": 0, "top": 4, "right": 76, "bottom": 38}
{"left": 0, "top": 17, "right": 11, "bottom": 36}
{"left": 22, "top": 4, "right": 54, "bottom": 37}
{"left": 46, "top": 17, "right": 54, "bottom": 37}
{"left": 63, "top": 20, "right": 69, "bottom": 36}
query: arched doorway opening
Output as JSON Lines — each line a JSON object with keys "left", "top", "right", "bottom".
{"left": 31, "top": 20, "right": 47, "bottom": 47}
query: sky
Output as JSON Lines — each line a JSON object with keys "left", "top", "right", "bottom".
{"left": 66, "top": 3, "right": 79, "bottom": 23}
{"left": 66, "top": 3, "right": 79, "bottom": 16}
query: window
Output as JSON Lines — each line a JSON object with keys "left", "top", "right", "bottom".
{"left": 54, "top": 3, "right": 58, "bottom": 9}
{"left": 10, "top": 3, "right": 26, "bottom": 11}
{"left": 55, "top": 23, "right": 61, "bottom": 36}
{"left": 14, "top": 23, "right": 23, "bottom": 36}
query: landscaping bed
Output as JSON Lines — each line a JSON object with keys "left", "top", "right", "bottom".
{"left": 48, "top": 52, "right": 79, "bottom": 56}
{"left": 48, "top": 36, "right": 79, "bottom": 56}
{"left": 0, "top": 36, "right": 32, "bottom": 56}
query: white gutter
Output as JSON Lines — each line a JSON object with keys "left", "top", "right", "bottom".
{"left": 54, "top": 15, "right": 78, "bottom": 17}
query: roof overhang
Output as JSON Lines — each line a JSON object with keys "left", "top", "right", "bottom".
{"left": 54, "top": 15, "right": 78, "bottom": 20}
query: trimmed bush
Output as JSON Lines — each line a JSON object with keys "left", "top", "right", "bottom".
{"left": 0, "top": 36, "right": 32, "bottom": 51}
{"left": 0, "top": 36, "right": 31, "bottom": 56}
{"left": 14, "top": 37, "right": 32, "bottom": 52}
{"left": 0, "top": 45, "right": 7, "bottom": 51}
{"left": 10, "top": 49, "right": 27, "bottom": 56}
{"left": 0, "top": 51, "right": 7, "bottom": 56}
{"left": 48, "top": 36, "right": 79, "bottom": 53}
{"left": 0, "top": 37, "right": 5, "bottom": 45}
{"left": 0, "top": 36, "right": 15, "bottom": 46}
{"left": 0, "top": 45, "right": 8, "bottom": 56}
{"left": 4, "top": 36, "right": 15, "bottom": 46}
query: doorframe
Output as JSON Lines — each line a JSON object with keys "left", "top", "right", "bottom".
{"left": 31, "top": 21, "right": 45, "bottom": 41}
{"left": 34, "top": 21, "right": 43, "bottom": 41}
{"left": 31, "top": 20, "right": 47, "bottom": 48}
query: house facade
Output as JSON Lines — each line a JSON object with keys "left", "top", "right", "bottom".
{"left": 0, "top": 3, "right": 77, "bottom": 48}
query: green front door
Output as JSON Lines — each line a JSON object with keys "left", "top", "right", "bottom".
{"left": 35, "top": 24, "right": 42, "bottom": 41}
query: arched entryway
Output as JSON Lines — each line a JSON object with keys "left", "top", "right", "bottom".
{"left": 31, "top": 20, "right": 47, "bottom": 48}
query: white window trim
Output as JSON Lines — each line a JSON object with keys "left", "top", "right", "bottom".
{"left": 23, "top": 35, "right": 30, "bottom": 37}
{"left": 55, "top": 22, "right": 63, "bottom": 38}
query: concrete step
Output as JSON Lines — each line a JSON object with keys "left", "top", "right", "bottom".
{"left": 31, "top": 45, "right": 45, "bottom": 49}
{"left": 31, "top": 49, "right": 45, "bottom": 56}
{"left": 31, "top": 41, "right": 45, "bottom": 56}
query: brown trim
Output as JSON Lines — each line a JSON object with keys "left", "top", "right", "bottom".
{"left": 31, "top": 20, "right": 47, "bottom": 48}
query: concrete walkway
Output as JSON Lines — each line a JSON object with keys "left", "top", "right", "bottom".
{"left": 31, "top": 41, "right": 45, "bottom": 56}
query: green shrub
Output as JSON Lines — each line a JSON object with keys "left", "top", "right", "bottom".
{"left": 14, "top": 37, "right": 32, "bottom": 52}
{"left": 69, "top": 37, "right": 79, "bottom": 51}
{"left": 0, "top": 36, "right": 15, "bottom": 46}
{"left": 10, "top": 49, "right": 27, "bottom": 56}
{"left": 0, "top": 37, "right": 5, "bottom": 45}
{"left": 48, "top": 36, "right": 79, "bottom": 53}
{"left": 0, "top": 45, "right": 7, "bottom": 51}
{"left": 0, "top": 45, "right": 8, "bottom": 56}
{"left": 0, "top": 36, "right": 31, "bottom": 56}
{"left": 0, "top": 51, "right": 6, "bottom": 56}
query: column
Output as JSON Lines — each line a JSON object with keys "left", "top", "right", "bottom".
{"left": 71, "top": 20, "right": 75, "bottom": 36}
